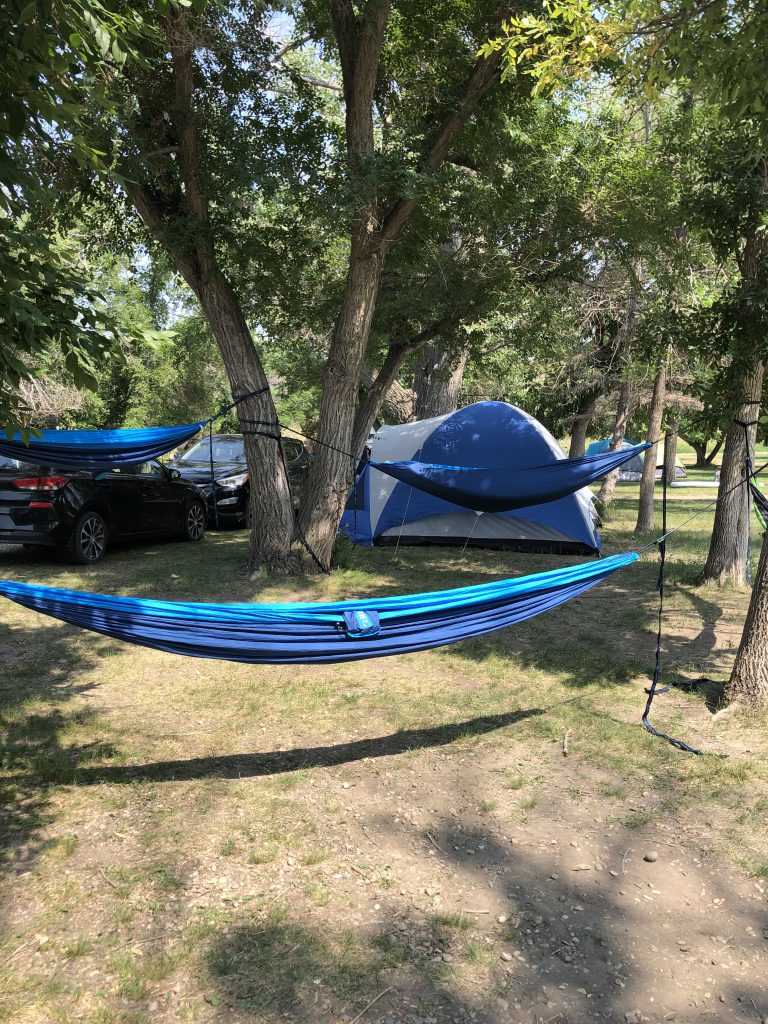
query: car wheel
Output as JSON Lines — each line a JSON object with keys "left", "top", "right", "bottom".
{"left": 66, "top": 510, "right": 108, "bottom": 564}
{"left": 182, "top": 500, "right": 206, "bottom": 541}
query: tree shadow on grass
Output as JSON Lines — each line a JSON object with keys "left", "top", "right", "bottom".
{"left": 0, "top": 620, "right": 115, "bottom": 880}
{"left": 30, "top": 708, "right": 543, "bottom": 786}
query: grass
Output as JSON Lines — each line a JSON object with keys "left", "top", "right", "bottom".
{"left": 0, "top": 442, "right": 767, "bottom": 1022}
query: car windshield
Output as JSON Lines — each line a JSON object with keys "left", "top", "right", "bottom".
{"left": 177, "top": 438, "right": 246, "bottom": 464}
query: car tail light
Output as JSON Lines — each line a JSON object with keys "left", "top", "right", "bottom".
{"left": 29, "top": 500, "right": 54, "bottom": 509}
{"left": 12, "top": 475, "right": 70, "bottom": 491}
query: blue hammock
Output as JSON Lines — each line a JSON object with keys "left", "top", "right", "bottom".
{"left": 0, "top": 553, "right": 637, "bottom": 664}
{"left": 370, "top": 444, "right": 651, "bottom": 513}
{"left": 0, "top": 423, "right": 205, "bottom": 468}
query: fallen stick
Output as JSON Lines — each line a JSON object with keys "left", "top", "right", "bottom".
{"left": 562, "top": 729, "right": 572, "bottom": 757}
{"left": 348, "top": 986, "right": 394, "bottom": 1024}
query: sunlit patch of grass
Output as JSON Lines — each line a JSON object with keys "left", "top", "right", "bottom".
{"left": 219, "top": 836, "right": 237, "bottom": 856}
{"left": 478, "top": 798, "right": 497, "bottom": 813}
{"left": 519, "top": 794, "right": 537, "bottom": 811}
{"left": 625, "top": 810, "right": 653, "bottom": 830}
{"left": 600, "top": 784, "right": 627, "bottom": 799}
{"left": 64, "top": 935, "right": 91, "bottom": 959}
{"left": 301, "top": 847, "right": 329, "bottom": 866}
{"left": 249, "top": 845, "right": 278, "bottom": 865}
{"left": 430, "top": 911, "right": 472, "bottom": 931}
{"left": 743, "top": 859, "right": 768, "bottom": 879}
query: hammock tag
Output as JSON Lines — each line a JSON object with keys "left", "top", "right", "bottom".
{"left": 343, "top": 609, "right": 381, "bottom": 639}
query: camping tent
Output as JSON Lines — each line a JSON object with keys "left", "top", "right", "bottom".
{"left": 585, "top": 438, "right": 686, "bottom": 481}
{"left": 340, "top": 402, "right": 601, "bottom": 554}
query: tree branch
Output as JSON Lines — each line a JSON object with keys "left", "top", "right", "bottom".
{"left": 352, "top": 314, "right": 461, "bottom": 454}
{"left": 380, "top": 46, "right": 504, "bottom": 244}
{"left": 167, "top": 8, "right": 209, "bottom": 227}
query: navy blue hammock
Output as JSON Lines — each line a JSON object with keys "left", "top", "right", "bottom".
{"left": 0, "top": 422, "right": 205, "bottom": 468}
{"left": 0, "top": 553, "right": 637, "bottom": 664}
{"left": 371, "top": 444, "right": 650, "bottom": 512}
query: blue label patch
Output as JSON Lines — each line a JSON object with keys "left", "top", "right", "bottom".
{"left": 342, "top": 609, "right": 381, "bottom": 638}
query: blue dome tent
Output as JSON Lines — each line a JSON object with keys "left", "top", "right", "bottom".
{"left": 341, "top": 402, "right": 601, "bottom": 554}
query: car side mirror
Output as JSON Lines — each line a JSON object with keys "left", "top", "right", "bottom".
{"left": 169, "top": 468, "right": 181, "bottom": 480}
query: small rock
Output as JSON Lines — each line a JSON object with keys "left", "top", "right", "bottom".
{"left": 572, "top": 864, "right": 591, "bottom": 871}
{"left": 643, "top": 851, "right": 658, "bottom": 863}
{"left": 500, "top": 951, "right": 513, "bottom": 962}
{"left": 497, "top": 915, "right": 507, "bottom": 924}
{"left": 342, "top": 782, "right": 350, "bottom": 789}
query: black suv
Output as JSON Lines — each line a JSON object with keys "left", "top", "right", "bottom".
{"left": 169, "top": 433, "right": 309, "bottom": 526}
{"left": 0, "top": 458, "right": 207, "bottom": 564}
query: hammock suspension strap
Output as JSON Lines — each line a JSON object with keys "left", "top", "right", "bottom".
{"left": 641, "top": 432, "right": 703, "bottom": 756}
{"left": 734, "top": 416, "right": 760, "bottom": 586}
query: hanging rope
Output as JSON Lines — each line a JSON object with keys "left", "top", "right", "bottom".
{"left": 734, "top": 416, "right": 759, "bottom": 586}
{"left": 208, "top": 419, "right": 218, "bottom": 530}
{"left": 640, "top": 434, "right": 703, "bottom": 756}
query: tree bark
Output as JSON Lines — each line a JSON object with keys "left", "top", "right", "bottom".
{"left": 413, "top": 344, "right": 469, "bottom": 420}
{"left": 663, "top": 418, "right": 680, "bottom": 486}
{"left": 568, "top": 390, "right": 600, "bottom": 458}
{"left": 299, "top": 7, "right": 504, "bottom": 568}
{"left": 359, "top": 366, "right": 415, "bottom": 425}
{"left": 635, "top": 361, "right": 667, "bottom": 533}
{"left": 700, "top": 358, "right": 765, "bottom": 586}
{"left": 684, "top": 435, "right": 723, "bottom": 468}
{"left": 597, "top": 379, "right": 632, "bottom": 508}
{"left": 726, "top": 532, "right": 768, "bottom": 709}
{"left": 596, "top": 261, "right": 641, "bottom": 510}
{"left": 197, "top": 273, "right": 296, "bottom": 573}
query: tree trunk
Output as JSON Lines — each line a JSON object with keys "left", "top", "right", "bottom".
{"left": 569, "top": 390, "right": 600, "bottom": 458}
{"left": 635, "top": 361, "right": 667, "bottom": 533}
{"left": 413, "top": 344, "right": 469, "bottom": 420}
{"left": 597, "top": 379, "right": 632, "bottom": 508}
{"left": 197, "top": 273, "right": 296, "bottom": 574}
{"left": 663, "top": 419, "right": 679, "bottom": 486}
{"left": 700, "top": 358, "right": 765, "bottom": 586}
{"left": 299, "top": 11, "right": 504, "bottom": 569}
{"left": 359, "top": 366, "right": 415, "bottom": 425}
{"left": 300, "top": 234, "right": 386, "bottom": 568}
{"left": 726, "top": 531, "right": 768, "bottom": 709}
{"left": 689, "top": 439, "right": 707, "bottom": 468}
{"left": 596, "top": 261, "right": 641, "bottom": 509}
{"left": 704, "top": 437, "right": 723, "bottom": 467}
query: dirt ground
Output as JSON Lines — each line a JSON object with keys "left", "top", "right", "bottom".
{"left": 2, "top": 693, "right": 767, "bottom": 1024}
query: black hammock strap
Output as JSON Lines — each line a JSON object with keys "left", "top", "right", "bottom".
{"left": 641, "top": 441, "right": 703, "bottom": 756}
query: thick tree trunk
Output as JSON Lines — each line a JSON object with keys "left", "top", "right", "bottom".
{"left": 663, "top": 419, "right": 680, "bottom": 485}
{"left": 568, "top": 391, "right": 600, "bottom": 458}
{"left": 689, "top": 439, "right": 707, "bottom": 468}
{"left": 597, "top": 379, "right": 632, "bottom": 508}
{"left": 300, "top": 235, "right": 385, "bottom": 568}
{"left": 413, "top": 344, "right": 469, "bottom": 420}
{"left": 726, "top": 532, "right": 768, "bottom": 709}
{"left": 700, "top": 359, "right": 765, "bottom": 586}
{"left": 635, "top": 361, "right": 667, "bottom": 533}
{"left": 198, "top": 273, "right": 296, "bottom": 574}
{"left": 703, "top": 438, "right": 723, "bottom": 467}
{"left": 685, "top": 436, "right": 722, "bottom": 469}
{"left": 299, "top": 10, "right": 504, "bottom": 569}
